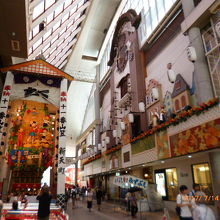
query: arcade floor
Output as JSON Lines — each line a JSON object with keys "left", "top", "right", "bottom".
{"left": 66, "top": 200, "right": 179, "bottom": 220}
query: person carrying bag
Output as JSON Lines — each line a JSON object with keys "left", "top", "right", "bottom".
{"left": 176, "top": 185, "right": 193, "bottom": 220}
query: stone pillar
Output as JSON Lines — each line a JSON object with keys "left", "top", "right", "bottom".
{"left": 181, "top": 0, "right": 214, "bottom": 104}
{"left": 95, "top": 65, "right": 101, "bottom": 148}
{"left": 75, "top": 145, "right": 79, "bottom": 186}
{"left": 209, "top": 151, "right": 220, "bottom": 219}
{"left": 57, "top": 78, "right": 68, "bottom": 208}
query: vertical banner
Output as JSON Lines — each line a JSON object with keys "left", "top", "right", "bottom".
{"left": 0, "top": 71, "right": 14, "bottom": 146}
{"left": 57, "top": 78, "right": 67, "bottom": 208}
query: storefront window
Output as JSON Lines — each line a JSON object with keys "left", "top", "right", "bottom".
{"left": 155, "top": 168, "right": 178, "bottom": 200}
{"left": 165, "top": 168, "right": 178, "bottom": 200}
{"left": 192, "top": 163, "right": 213, "bottom": 196}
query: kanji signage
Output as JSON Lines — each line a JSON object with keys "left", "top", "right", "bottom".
{"left": 113, "top": 175, "right": 148, "bottom": 189}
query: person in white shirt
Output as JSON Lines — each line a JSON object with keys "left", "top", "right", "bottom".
{"left": 87, "top": 188, "right": 93, "bottom": 212}
{"left": 189, "top": 184, "right": 206, "bottom": 197}
{"left": 193, "top": 196, "right": 216, "bottom": 220}
{"left": 176, "top": 185, "right": 193, "bottom": 220}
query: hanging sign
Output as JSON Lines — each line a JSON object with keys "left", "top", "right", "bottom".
{"left": 113, "top": 175, "right": 148, "bottom": 189}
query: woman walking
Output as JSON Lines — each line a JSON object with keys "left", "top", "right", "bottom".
{"left": 130, "top": 192, "right": 138, "bottom": 218}
{"left": 87, "top": 188, "right": 93, "bottom": 212}
{"left": 96, "top": 187, "right": 103, "bottom": 211}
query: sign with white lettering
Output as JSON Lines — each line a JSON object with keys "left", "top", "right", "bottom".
{"left": 113, "top": 175, "right": 148, "bottom": 189}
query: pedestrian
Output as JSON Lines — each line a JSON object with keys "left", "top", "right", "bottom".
{"left": 9, "top": 192, "right": 18, "bottom": 203}
{"left": 176, "top": 185, "right": 193, "bottom": 220}
{"left": 0, "top": 194, "right": 3, "bottom": 219}
{"left": 125, "top": 191, "right": 131, "bottom": 212}
{"left": 189, "top": 183, "right": 206, "bottom": 197}
{"left": 192, "top": 195, "right": 216, "bottom": 220}
{"left": 36, "top": 186, "right": 52, "bottom": 220}
{"left": 96, "top": 187, "right": 102, "bottom": 211}
{"left": 130, "top": 192, "right": 138, "bottom": 218}
{"left": 87, "top": 188, "right": 93, "bottom": 212}
{"left": 71, "top": 189, "right": 76, "bottom": 209}
{"left": 11, "top": 200, "right": 19, "bottom": 210}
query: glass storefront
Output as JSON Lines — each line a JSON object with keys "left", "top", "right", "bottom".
{"left": 192, "top": 163, "right": 213, "bottom": 196}
{"left": 155, "top": 168, "right": 178, "bottom": 200}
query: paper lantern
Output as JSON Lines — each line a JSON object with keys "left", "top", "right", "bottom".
{"left": 102, "top": 140, "right": 106, "bottom": 147}
{"left": 186, "top": 46, "right": 197, "bottom": 62}
{"left": 138, "top": 102, "right": 145, "bottom": 112}
{"left": 105, "top": 136, "right": 110, "bottom": 144}
{"left": 215, "top": 21, "right": 220, "bottom": 38}
{"left": 90, "top": 149, "right": 94, "bottom": 155}
{"left": 167, "top": 69, "right": 176, "bottom": 83}
{"left": 120, "top": 122, "right": 126, "bottom": 130}
{"left": 128, "top": 113, "right": 134, "bottom": 123}
{"left": 152, "top": 87, "right": 159, "bottom": 100}
{"left": 113, "top": 130, "right": 117, "bottom": 137}
{"left": 98, "top": 143, "right": 102, "bottom": 150}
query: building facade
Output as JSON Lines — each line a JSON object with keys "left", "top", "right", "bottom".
{"left": 76, "top": 0, "right": 220, "bottom": 217}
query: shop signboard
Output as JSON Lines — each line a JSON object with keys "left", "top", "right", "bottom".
{"left": 113, "top": 175, "right": 148, "bottom": 189}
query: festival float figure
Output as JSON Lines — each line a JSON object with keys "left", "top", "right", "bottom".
{"left": 17, "top": 128, "right": 24, "bottom": 147}
{"left": 159, "top": 107, "right": 167, "bottom": 124}
{"left": 151, "top": 108, "right": 159, "bottom": 127}
{"left": 27, "top": 121, "right": 38, "bottom": 144}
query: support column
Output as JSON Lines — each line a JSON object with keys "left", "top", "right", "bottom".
{"left": 0, "top": 71, "right": 14, "bottom": 198}
{"left": 75, "top": 144, "right": 79, "bottom": 186}
{"left": 95, "top": 65, "right": 101, "bottom": 148}
{"left": 57, "top": 78, "right": 68, "bottom": 208}
{"left": 209, "top": 151, "right": 220, "bottom": 219}
{"left": 181, "top": 0, "right": 214, "bottom": 104}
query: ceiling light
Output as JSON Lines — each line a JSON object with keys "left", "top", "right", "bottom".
{"left": 188, "top": 155, "right": 192, "bottom": 158}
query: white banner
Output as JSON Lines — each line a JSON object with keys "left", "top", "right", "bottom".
{"left": 113, "top": 175, "right": 148, "bottom": 189}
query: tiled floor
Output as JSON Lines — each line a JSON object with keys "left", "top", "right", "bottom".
{"left": 66, "top": 199, "right": 179, "bottom": 220}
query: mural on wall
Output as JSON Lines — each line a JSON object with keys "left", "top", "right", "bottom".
{"left": 156, "top": 130, "right": 170, "bottom": 159}
{"left": 131, "top": 134, "right": 155, "bottom": 155}
{"left": 170, "top": 118, "right": 220, "bottom": 156}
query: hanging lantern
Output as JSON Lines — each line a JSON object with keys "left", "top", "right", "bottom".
{"left": 186, "top": 46, "right": 197, "bottom": 62}
{"left": 120, "top": 122, "right": 126, "bottom": 130}
{"left": 98, "top": 143, "right": 102, "bottom": 150}
{"left": 94, "top": 146, "right": 97, "bottom": 153}
{"left": 102, "top": 141, "right": 106, "bottom": 147}
{"left": 90, "top": 149, "right": 94, "bottom": 155}
{"left": 167, "top": 69, "right": 176, "bottom": 83}
{"left": 105, "top": 136, "right": 110, "bottom": 144}
{"left": 138, "top": 102, "right": 145, "bottom": 112}
{"left": 128, "top": 113, "right": 134, "bottom": 123}
{"left": 113, "top": 130, "right": 117, "bottom": 137}
{"left": 152, "top": 87, "right": 159, "bottom": 100}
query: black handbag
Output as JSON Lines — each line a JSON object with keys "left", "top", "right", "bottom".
{"left": 175, "top": 206, "right": 181, "bottom": 216}
{"left": 176, "top": 195, "right": 182, "bottom": 216}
